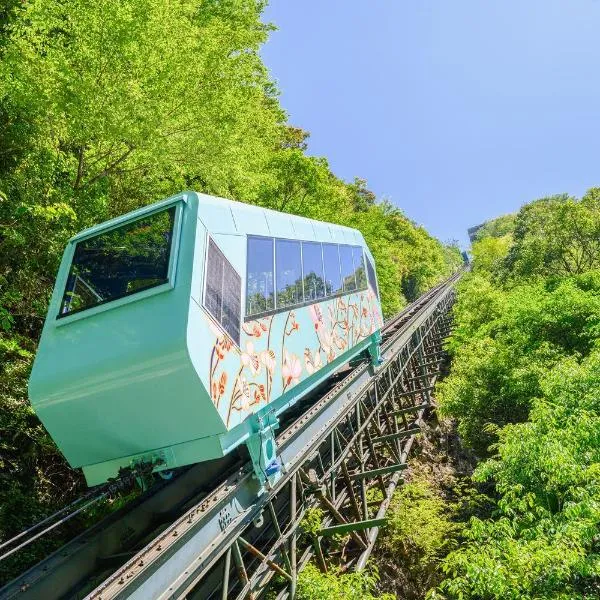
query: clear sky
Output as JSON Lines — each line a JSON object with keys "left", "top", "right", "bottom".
{"left": 261, "top": 1, "right": 600, "bottom": 247}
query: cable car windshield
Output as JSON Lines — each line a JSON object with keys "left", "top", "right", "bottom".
{"left": 58, "top": 206, "right": 176, "bottom": 318}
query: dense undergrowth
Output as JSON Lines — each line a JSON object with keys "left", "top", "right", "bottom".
{"left": 0, "top": 0, "right": 461, "bottom": 585}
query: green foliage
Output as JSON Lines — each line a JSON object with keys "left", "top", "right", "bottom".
{"left": 434, "top": 350, "right": 600, "bottom": 599}
{"left": 504, "top": 191, "right": 600, "bottom": 280}
{"left": 439, "top": 271, "right": 600, "bottom": 453}
{"left": 382, "top": 479, "right": 460, "bottom": 570}
{"left": 0, "top": 334, "right": 85, "bottom": 583}
{"left": 434, "top": 187, "right": 600, "bottom": 598}
{"left": 0, "top": 0, "right": 458, "bottom": 583}
{"left": 470, "top": 234, "right": 511, "bottom": 274}
{"left": 473, "top": 213, "right": 516, "bottom": 241}
{"left": 296, "top": 563, "right": 393, "bottom": 600}
{"left": 300, "top": 507, "right": 324, "bottom": 536}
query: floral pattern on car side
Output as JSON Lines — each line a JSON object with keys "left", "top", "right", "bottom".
{"left": 207, "top": 288, "right": 383, "bottom": 428}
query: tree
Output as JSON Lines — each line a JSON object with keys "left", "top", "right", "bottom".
{"left": 504, "top": 194, "right": 600, "bottom": 279}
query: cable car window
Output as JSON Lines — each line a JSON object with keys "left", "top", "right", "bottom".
{"left": 353, "top": 247, "right": 368, "bottom": 290}
{"left": 322, "top": 243, "right": 342, "bottom": 295}
{"left": 205, "top": 238, "right": 241, "bottom": 344}
{"left": 59, "top": 206, "right": 176, "bottom": 317}
{"left": 366, "top": 256, "right": 379, "bottom": 298}
{"left": 340, "top": 245, "right": 356, "bottom": 292}
{"left": 246, "top": 236, "right": 274, "bottom": 316}
{"left": 276, "top": 239, "right": 303, "bottom": 309}
{"left": 301, "top": 242, "right": 325, "bottom": 302}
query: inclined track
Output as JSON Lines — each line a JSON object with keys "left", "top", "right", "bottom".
{"left": 0, "top": 276, "right": 458, "bottom": 600}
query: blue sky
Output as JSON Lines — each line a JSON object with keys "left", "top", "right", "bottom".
{"left": 261, "top": 1, "right": 600, "bottom": 247}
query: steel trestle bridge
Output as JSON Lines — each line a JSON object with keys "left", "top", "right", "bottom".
{"left": 1, "top": 275, "right": 459, "bottom": 600}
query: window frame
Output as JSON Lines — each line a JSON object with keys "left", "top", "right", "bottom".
{"left": 244, "top": 234, "right": 370, "bottom": 322}
{"left": 275, "top": 237, "right": 304, "bottom": 310}
{"left": 301, "top": 240, "right": 326, "bottom": 302}
{"left": 339, "top": 244, "right": 358, "bottom": 293}
{"left": 202, "top": 235, "right": 242, "bottom": 346}
{"left": 245, "top": 234, "right": 276, "bottom": 319}
{"left": 54, "top": 198, "right": 184, "bottom": 327}
{"left": 366, "top": 254, "right": 379, "bottom": 298}
{"left": 322, "top": 242, "right": 343, "bottom": 297}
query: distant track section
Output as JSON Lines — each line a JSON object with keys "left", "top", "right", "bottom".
{"left": 0, "top": 273, "right": 460, "bottom": 600}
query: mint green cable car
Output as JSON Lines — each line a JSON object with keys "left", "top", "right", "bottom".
{"left": 29, "top": 192, "right": 383, "bottom": 488}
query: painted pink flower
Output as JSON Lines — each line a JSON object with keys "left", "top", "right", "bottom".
{"left": 333, "top": 331, "right": 347, "bottom": 350}
{"left": 241, "top": 342, "right": 261, "bottom": 375}
{"left": 304, "top": 348, "right": 323, "bottom": 375}
{"left": 282, "top": 350, "right": 302, "bottom": 387}
{"left": 260, "top": 349, "right": 276, "bottom": 374}
{"left": 309, "top": 304, "right": 324, "bottom": 326}
{"left": 242, "top": 321, "right": 262, "bottom": 337}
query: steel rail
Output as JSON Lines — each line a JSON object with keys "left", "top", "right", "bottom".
{"left": 0, "top": 273, "right": 459, "bottom": 600}
{"left": 85, "top": 274, "right": 459, "bottom": 600}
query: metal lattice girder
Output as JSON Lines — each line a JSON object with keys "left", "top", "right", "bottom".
{"left": 372, "top": 427, "right": 421, "bottom": 444}
{"left": 319, "top": 518, "right": 388, "bottom": 537}
{"left": 391, "top": 402, "right": 430, "bottom": 416}
{"left": 348, "top": 463, "right": 408, "bottom": 481}
{"left": 94, "top": 281, "right": 456, "bottom": 599}
{"left": 1, "top": 276, "right": 458, "bottom": 600}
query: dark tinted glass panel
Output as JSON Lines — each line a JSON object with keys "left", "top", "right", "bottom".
{"left": 366, "top": 256, "right": 379, "bottom": 298}
{"left": 205, "top": 238, "right": 241, "bottom": 344}
{"left": 276, "top": 239, "right": 303, "bottom": 309}
{"left": 246, "top": 237, "right": 274, "bottom": 316}
{"left": 353, "top": 247, "right": 367, "bottom": 290}
{"left": 205, "top": 238, "right": 224, "bottom": 321}
{"left": 302, "top": 242, "right": 325, "bottom": 302}
{"left": 222, "top": 263, "right": 241, "bottom": 343}
{"left": 322, "top": 243, "right": 342, "bottom": 295}
{"left": 59, "top": 207, "right": 176, "bottom": 317}
{"left": 340, "top": 245, "right": 356, "bottom": 292}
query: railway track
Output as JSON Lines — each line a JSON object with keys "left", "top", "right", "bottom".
{"left": 0, "top": 273, "right": 460, "bottom": 600}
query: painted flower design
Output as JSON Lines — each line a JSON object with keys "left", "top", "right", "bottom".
{"left": 309, "top": 303, "right": 334, "bottom": 353}
{"left": 238, "top": 375, "right": 252, "bottom": 410}
{"left": 211, "top": 372, "right": 228, "bottom": 404}
{"left": 260, "top": 349, "right": 276, "bottom": 375}
{"left": 253, "top": 384, "right": 267, "bottom": 406}
{"left": 309, "top": 304, "right": 324, "bottom": 328}
{"left": 243, "top": 321, "right": 263, "bottom": 337}
{"left": 332, "top": 331, "right": 347, "bottom": 351}
{"left": 241, "top": 342, "right": 261, "bottom": 375}
{"left": 304, "top": 348, "right": 323, "bottom": 375}
{"left": 282, "top": 350, "right": 302, "bottom": 388}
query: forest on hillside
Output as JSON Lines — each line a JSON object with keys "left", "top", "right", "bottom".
{"left": 0, "top": 0, "right": 462, "bottom": 584}
{"left": 285, "top": 190, "right": 600, "bottom": 599}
